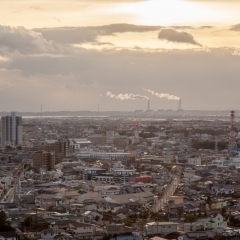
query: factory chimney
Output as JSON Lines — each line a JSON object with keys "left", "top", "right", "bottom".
{"left": 148, "top": 99, "right": 150, "bottom": 110}
{"left": 177, "top": 99, "right": 182, "bottom": 111}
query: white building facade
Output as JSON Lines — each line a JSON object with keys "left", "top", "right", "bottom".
{"left": 1, "top": 112, "right": 22, "bottom": 147}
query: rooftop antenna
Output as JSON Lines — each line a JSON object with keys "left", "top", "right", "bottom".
{"left": 229, "top": 110, "right": 237, "bottom": 157}
{"left": 188, "top": 130, "right": 192, "bottom": 155}
{"left": 215, "top": 137, "right": 218, "bottom": 156}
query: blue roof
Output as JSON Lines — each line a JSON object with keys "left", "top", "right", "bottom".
{"left": 232, "top": 148, "right": 240, "bottom": 152}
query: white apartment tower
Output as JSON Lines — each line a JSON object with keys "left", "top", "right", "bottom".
{"left": 1, "top": 112, "right": 23, "bottom": 147}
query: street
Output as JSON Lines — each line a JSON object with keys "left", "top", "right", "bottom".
{"left": 154, "top": 173, "right": 181, "bottom": 212}
{"left": 0, "top": 163, "right": 24, "bottom": 203}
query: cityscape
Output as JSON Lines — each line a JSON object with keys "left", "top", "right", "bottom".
{"left": 1, "top": 0, "right": 240, "bottom": 240}
{"left": 0, "top": 111, "right": 240, "bottom": 240}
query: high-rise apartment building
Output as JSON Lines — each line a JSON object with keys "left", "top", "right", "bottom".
{"left": 32, "top": 151, "right": 55, "bottom": 171}
{"left": 1, "top": 112, "right": 23, "bottom": 147}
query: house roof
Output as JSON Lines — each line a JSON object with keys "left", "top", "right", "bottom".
{"left": 51, "top": 220, "right": 71, "bottom": 225}
{"left": 105, "top": 192, "right": 154, "bottom": 205}
{"left": 0, "top": 232, "right": 17, "bottom": 238}
{"left": 41, "top": 229, "right": 63, "bottom": 234}
{"left": 146, "top": 222, "right": 178, "bottom": 227}
{"left": 69, "top": 221, "right": 93, "bottom": 228}
{"left": 184, "top": 203, "right": 196, "bottom": 209}
{"left": 117, "top": 213, "right": 126, "bottom": 220}
{"left": 209, "top": 212, "right": 219, "bottom": 218}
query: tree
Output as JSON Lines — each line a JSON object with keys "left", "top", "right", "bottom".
{"left": 16, "top": 146, "right": 22, "bottom": 150}
{"left": 22, "top": 216, "right": 32, "bottom": 228}
{"left": 206, "top": 196, "right": 212, "bottom": 204}
{"left": 165, "top": 232, "right": 181, "bottom": 239}
{"left": 0, "top": 211, "right": 14, "bottom": 232}
{"left": 21, "top": 215, "right": 49, "bottom": 232}
{"left": 123, "top": 217, "right": 134, "bottom": 227}
{"left": 0, "top": 211, "right": 6, "bottom": 226}
{"left": 137, "top": 219, "right": 146, "bottom": 231}
{"left": 87, "top": 173, "right": 92, "bottom": 181}
{"left": 184, "top": 214, "right": 198, "bottom": 223}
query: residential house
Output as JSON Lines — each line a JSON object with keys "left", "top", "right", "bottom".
{"left": 41, "top": 229, "right": 65, "bottom": 240}
{"left": 68, "top": 221, "right": 95, "bottom": 238}
{"left": 105, "top": 224, "right": 128, "bottom": 236}
{"left": 165, "top": 204, "right": 184, "bottom": 215}
{"left": 145, "top": 222, "right": 178, "bottom": 236}
{"left": 110, "top": 236, "right": 141, "bottom": 240}
{"left": 183, "top": 203, "right": 199, "bottom": 213}
{"left": 49, "top": 220, "right": 71, "bottom": 230}
{"left": 97, "top": 201, "right": 122, "bottom": 213}
{"left": 178, "top": 231, "right": 215, "bottom": 240}
{"left": 53, "top": 234, "right": 72, "bottom": 240}
{"left": 93, "top": 185, "right": 121, "bottom": 196}
{"left": 204, "top": 213, "right": 227, "bottom": 229}
{"left": 70, "top": 204, "right": 85, "bottom": 214}
{"left": 211, "top": 186, "right": 234, "bottom": 196}
{"left": 0, "top": 232, "right": 17, "bottom": 240}
{"left": 82, "top": 210, "right": 103, "bottom": 222}
{"left": 187, "top": 156, "right": 201, "bottom": 166}
{"left": 35, "top": 194, "right": 62, "bottom": 208}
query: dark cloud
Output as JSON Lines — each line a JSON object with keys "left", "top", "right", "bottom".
{"left": 0, "top": 25, "right": 57, "bottom": 54}
{"left": 90, "top": 42, "right": 114, "bottom": 46}
{"left": 0, "top": 47, "right": 240, "bottom": 111}
{"left": 0, "top": 24, "right": 239, "bottom": 111}
{"left": 170, "top": 26, "right": 213, "bottom": 30}
{"left": 198, "top": 26, "right": 213, "bottom": 29}
{"left": 34, "top": 24, "right": 212, "bottom": 46}
{"left": 158, "top": 28, "right": 201, "bottom": 46}
{"left": 230, "top": 24, "right": 240, "bottom": 31}
{"left": 35, "top": 24, "right": 163, "bottom": 44}
{"left": 171, "top": 26, "right": 194, "bottom": 30}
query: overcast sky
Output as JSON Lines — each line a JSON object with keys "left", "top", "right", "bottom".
{"left": 0, "top": 0, "right": 240, "bottom": 111}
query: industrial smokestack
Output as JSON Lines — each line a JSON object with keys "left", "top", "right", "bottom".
{"left": 148, "top": 99, "right": 150, "bottom": 110}
{"left": 177, "top": 99, "right": 182, "bottom": 111}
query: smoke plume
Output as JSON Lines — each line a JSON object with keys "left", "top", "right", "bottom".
{"left": 106, "top": 91, "right": 149, "bottom": 100}
{"left": 143, "top": 88, "right": 180, "bottom": 100}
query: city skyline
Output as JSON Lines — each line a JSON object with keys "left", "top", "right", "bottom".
{"left": 0, "top": 0, "right": 240, "bottom": 111}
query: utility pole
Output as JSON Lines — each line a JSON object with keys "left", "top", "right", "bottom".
{"left": 215, "top": 137, "right": 218, "bottom": 156}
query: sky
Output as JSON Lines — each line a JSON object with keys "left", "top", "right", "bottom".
{"left": 0, "top": 0, "right": 240, "bottom": 111}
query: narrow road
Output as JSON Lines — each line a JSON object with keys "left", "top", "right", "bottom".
{"left": 0, "top": 163, "right": 24, "bottom": 203}
{"left": 154, "top": 174, "right": 181, "bottom": 212}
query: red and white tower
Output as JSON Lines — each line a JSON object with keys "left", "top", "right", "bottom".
{"left": 229, "top": 110, "right": 237, "bottom": 156}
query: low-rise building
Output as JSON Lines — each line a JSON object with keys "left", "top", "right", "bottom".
{"left": 203, "top": 213, "right": 227, "bottom": 229}
{"left": 105, "top": 224, "right": 128, "bottom": 236}
{"left": 68, "top": 221, "right": 95, "bottom": 237}
{"left": 145, "top": 222, "right": 178, "bottom": 236}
